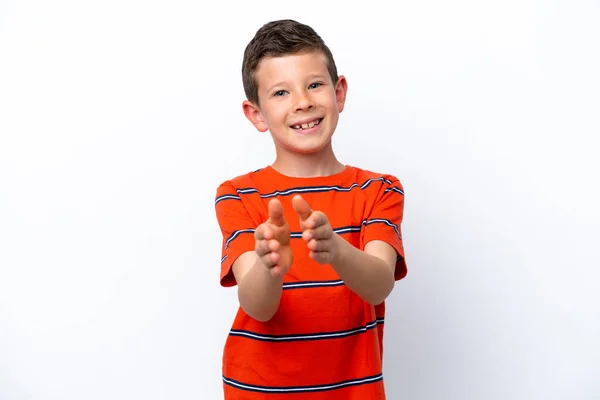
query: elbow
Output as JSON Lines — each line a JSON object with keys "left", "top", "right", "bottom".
{"left": 365, "top": 295, "right": 388, "bottom": 306}
{"left": 237, "top": 282, "right": 281, "bottom": 322}
{"left": 254, "top": 315, "right": 274, "bottom": 323}
{"left": 238, "top": 292, "right": 278, "bottom": 322}
{"left": 243, "top": 306, "right": 277, "bottom": 322}
{"left": 365, "top": 279, "right": 395, "bottom": 305}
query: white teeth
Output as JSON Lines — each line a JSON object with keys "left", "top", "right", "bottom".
{"left": 292, "top": 119, "right": 320, "bottom": 130}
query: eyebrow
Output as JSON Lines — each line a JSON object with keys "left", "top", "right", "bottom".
{"left": 266, "top": 82, "right": 286, "bottom": 94}
{"left": 265, "top": 75, "right": 328, "bottom": 94}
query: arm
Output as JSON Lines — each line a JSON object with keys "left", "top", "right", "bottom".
{"left": 292, "top": 194, "right": 399, "bottom": 305}
{"left": 330, "top": 237, "right": 397, "bottom": 305}
{"left": 231, "top": 198, "right": 293, "bottom": 322}
{"left": 232, "top": 251, "right": 283, "bottom": 322}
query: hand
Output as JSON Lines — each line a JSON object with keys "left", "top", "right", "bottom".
{"left": 254, "top": 198, "right": 293, "bottom": 277}
{"left": 292, "top": 195, "right": 340, "bottom": 264}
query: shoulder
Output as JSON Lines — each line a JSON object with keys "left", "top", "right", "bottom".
{"left": 349, "top": 165, "right": 404, "bottom": 191}
{"left": 215, "top": 167, "right": 268, "bottom": 196}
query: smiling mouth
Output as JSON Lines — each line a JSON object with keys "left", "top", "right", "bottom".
{"left": 290, "top": 118, "right": 323, "bottom": 130}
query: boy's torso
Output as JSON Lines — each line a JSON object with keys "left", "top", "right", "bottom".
{"left": 219, "top": 165, "right": 395, "bottom": 399}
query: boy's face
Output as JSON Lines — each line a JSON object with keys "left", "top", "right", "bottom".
{"left": 243, "top": 51, "right": 347, "bottom": 156}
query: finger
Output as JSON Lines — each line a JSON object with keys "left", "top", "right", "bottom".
{"left": 307, "top": 238, "right": 328, "bottom": 252}
{"left": 301, "top": 229, "right": 312, "bottom": 242}
{"left": 269, "top": 264, "right": 285, "bottom": 278}
{"left": 255, "top": 239, "right": 269, "bottom": 256}
{"left": 255, "top": 224, "right": 273, "bottom": 241}
{"left": 261, "top": 250, "right": 280, "bottom": 269}
{"left": 255, "top": 238, "right": 279, "bottom": 256}
{"left": 309, "top": 250, "right": 330, "bottom": 265}
{"left": 292, "top": 195, "right": 312, "bottom": 222}
{"left": 303, "top": 224, "right": 331, "bottom": 241}
{"left": 307, "top": 211, "right": 328, "bottom": 229}
{"left": 268, "top": 198, "right": 286, "bottom": 227}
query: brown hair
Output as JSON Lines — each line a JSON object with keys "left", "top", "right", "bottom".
{"left": 242, "top": 19, "right": 339, "bottom": 105}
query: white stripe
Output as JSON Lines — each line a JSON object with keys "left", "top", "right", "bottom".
{"left": 363, "top": 218, "right": 401, "bottom": 239}
{"left": 360, "top": 177, "right": 391, "bottom": 190}
{"left": 291, "top": 226, "right": 360, "bottom": 238}
{"left": 217, "top": 176, "right": 400, "bottom": 204}
{"left": 225, "top": 229, "right": 255, "bottom": 249}
{"left": 238, "top": 188, "right": 258, "bottom": 194}
{"left": 235, "top": 177, "right": 394, "bottom": 199}
{"left": 223, "top": 373, "right": 383, "bottom": 393}
{"left": 385, "top": 186, "right": 404, "bottom": 195}
{"left": 258, "top": 184, "right": 360, "bottom": 198}
{"left": 283, "top": 280, "right": 344, "bottom": 288}
{"left": 333, "top": 226, "right": 362, "bottom": 234}
{"left": 230, "top": 321, "right": 378, "bottom": 341}
{"left": 215, "top": 194, "right": 241, "bottom": 204}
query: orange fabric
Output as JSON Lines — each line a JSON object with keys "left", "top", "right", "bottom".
{"left": 214, "top": 165, "right": 407, "bottom": 399}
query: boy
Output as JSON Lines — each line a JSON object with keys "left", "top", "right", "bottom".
{"left": 214, "top": 19, "right": 407, "bottom": 399}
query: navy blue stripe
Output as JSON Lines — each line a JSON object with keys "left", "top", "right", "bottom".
{"left": 282, "top": 279, "right": 344, "bottom": 290}
{"left": 290, "top": 225, "right": 362, "bottom": 238}
{"left": 214, "top": 194, "right": 241, "bottom": 205}
{"left": 229, "top": 319, "right": 381, "bottom": 343}
{"left": 224, "top": 219, "right": 400, "bottom": 252}
{"left": 333, "top": 225, "right": 363, "bottom": 234}
{"left": 223, "top": 373, "right": 383, "bottom": 394}
{"left": 385, "top": 186, "right": 405, "bottom": 195}
{"left": 225, "top": 225, "right": 362, "bottom": 251}
{"left": 215, "top": 176, "right": 399, "bottom": 204}
{"left": 238, "top": 177, "right": 391, "bottom": 197}
{"left": 224, "top": 228, "right": 255, "bottom": 249}
{"left": 363, "top": 218, "right": 402, "bottom": 240}
{"left": 291, "top": 220, "right": 399, "bottom": 239}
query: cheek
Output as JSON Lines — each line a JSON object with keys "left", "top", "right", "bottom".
{"left": 323, "top": 95, "right": 339, "bottom": 111}
{"left": 261, "top": 111, "right": 278, "bottom": 126}
{"left": 267, "top": 108, "right": 287, "bottom": 124}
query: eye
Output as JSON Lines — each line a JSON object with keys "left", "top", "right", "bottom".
{"left": 273, "top": 90, "right": 287, "bottom": 97}
{"left": 309, "top": 82, "right": 322, "bottom": 89}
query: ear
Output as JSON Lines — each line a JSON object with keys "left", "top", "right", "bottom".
{"left": 242, "top": 100, "right": 268, "bottom": 132}
{"left": 335, "top": 75, "right": 348, "bottom": 113}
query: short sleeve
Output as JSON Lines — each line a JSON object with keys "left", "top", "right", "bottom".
{"left": 360, "top": 177, "right": 407, "bottom": 281}
{"left": 214, "top": 182, "right": 257, "bottom": 287}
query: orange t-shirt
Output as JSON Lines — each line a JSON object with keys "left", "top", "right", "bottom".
{"left": 214, "top": 165, "right": 407, "bottom": 399}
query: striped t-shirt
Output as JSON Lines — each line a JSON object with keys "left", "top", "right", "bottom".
{"left": 214, "top": 165, "right": 407, "bottom": 399}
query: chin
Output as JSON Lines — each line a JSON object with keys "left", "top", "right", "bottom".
{"left": 288, "top": 140, "right": 332, "bottom": 155}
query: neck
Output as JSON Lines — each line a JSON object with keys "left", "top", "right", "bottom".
{"left": 271, "top": 143, "right": 345, "bottom": 178}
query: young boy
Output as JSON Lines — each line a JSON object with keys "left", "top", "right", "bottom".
{"left": 214, "top": 19, "right": 407, "bottom": 399}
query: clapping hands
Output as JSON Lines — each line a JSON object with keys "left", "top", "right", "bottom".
{"left": 254, "top": 195, "right": 338, "bottom": 277}
{"left": 291, "top": 195, "right": 338, "bottom": 265}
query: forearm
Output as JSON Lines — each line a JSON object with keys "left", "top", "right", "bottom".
{"left": 330, "top": 235, "right": 395, "bottom": 305}
{"left": 237, "top": 254, "right": 283, "bottom": 322}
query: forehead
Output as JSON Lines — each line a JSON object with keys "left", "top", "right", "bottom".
{"left": 254, "top": 51, "right": 330, "bottom": 88}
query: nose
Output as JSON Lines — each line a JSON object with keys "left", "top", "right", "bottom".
{"left": 294, "top": 90, "right": 314, "bottom": 112}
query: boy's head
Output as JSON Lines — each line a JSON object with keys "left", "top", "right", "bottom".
{"left": 242, "top": 19, "right": 339, "bottom": 106}
{"left": 240, "top": 20, "right": 348, "bottom": 158}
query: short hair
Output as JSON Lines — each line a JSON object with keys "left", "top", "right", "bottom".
{"left": 242, "top": 19, "right": 339, "bottom": 105}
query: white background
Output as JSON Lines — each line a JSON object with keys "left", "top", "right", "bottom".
{"left": 1, "top": 0, "right": 599, "bottom": 399}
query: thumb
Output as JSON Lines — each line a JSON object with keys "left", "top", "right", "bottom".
{"left": 267, "top": 198, "right": 286, "bottom": 227}
{"left": 292, "top": 195, "right": 312, "bottom": 222}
